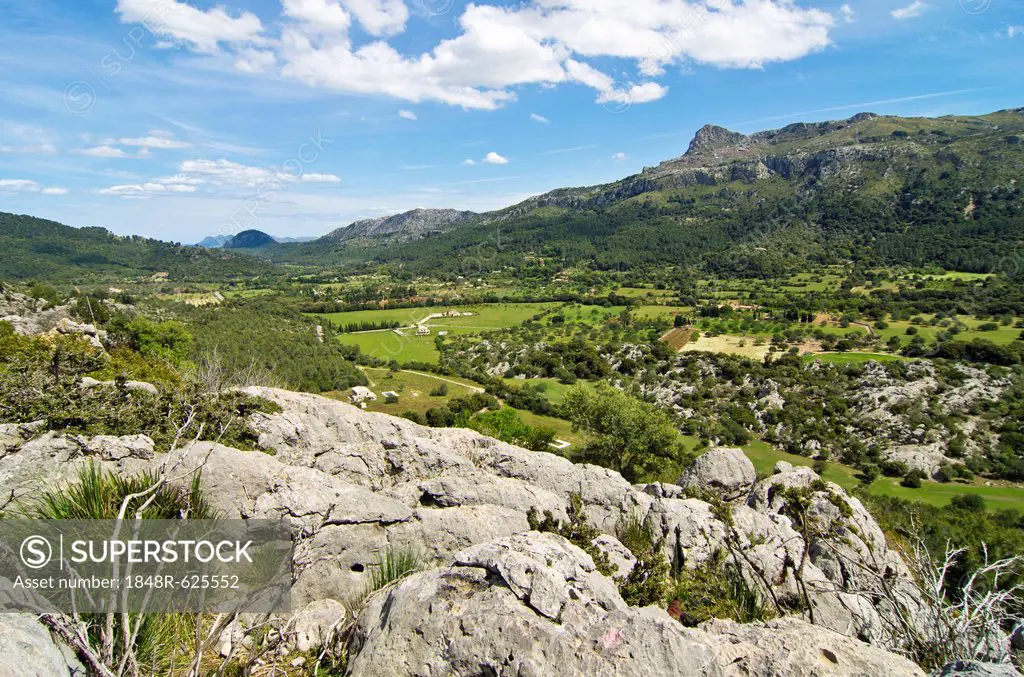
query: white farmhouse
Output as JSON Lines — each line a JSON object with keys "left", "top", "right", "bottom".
{"left": 349, "top": 386, "right": 377, "bottom": 403}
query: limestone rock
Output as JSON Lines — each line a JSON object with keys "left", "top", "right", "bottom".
{"left": 678, "top": 447, "right": 757, "bottom": 501}
{"left": 348, "top": 532, "right": 926, "bottom": 677}
{"left": 0, "top": 615, "right": 86, "bottom": 677}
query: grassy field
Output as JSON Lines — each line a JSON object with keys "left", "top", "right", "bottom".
{"left": 634, "top": 305, "right": 692, "bottom": 321}
{"left": 741, "top": 440, "right": 1024, "bottom": 512}
{"left": 503, "top": 377, "right": 574, "bottom": 405}
{"left": 876, "top": 315, "right": 1022, "bottom": 346}
{"left": 549, "top": 305, "right": 628, "bottom": 326}
{"left": 335, "top": 367, "right": 480, "bottom": 416}
{"left": 321, "top": 302, "right": 560, "bottom": 364}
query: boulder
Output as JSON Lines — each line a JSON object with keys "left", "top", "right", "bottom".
{"left": 678, "top": 447, "right": 757, "bottom": 500}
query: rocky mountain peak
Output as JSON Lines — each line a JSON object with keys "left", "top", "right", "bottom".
{"left": 685, "top": 124, "right": 750, "bottom": 155}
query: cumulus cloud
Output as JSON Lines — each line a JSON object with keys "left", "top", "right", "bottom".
{"left": 341, "top": 0, "right": 409, "bottom": 36}
{"left": 891, "top": 1, "right": 926, "bottom": 19}
{"left": 1009, "top": 25, "right": 1023, "bottom": 37}
{"left": 612, "top": 152, "right": 627, "bottom": 161}
{"left": 282, "top": 0, "right": 351, "bottom": 32}
{"left": 42, "top": 187, "right": 69, "bottom": 195}
{"left": 111, "top": 0, "right": 837, "bottom": 111}
{"left": 840, "top": 4, "right": 854, "bottom": 22}
{"left": 398, "top": 110, "right": 418, "bottom": 120}
{"left": 115, "top": 0, "right": 265, "bottom": 51}
{"left": 482, "top": 152, "right": 509, "bottom": 165}
{"left": 462, "top": 159, "right": 476, "bottom": 165}
{"left": 530, "top": 113, "right": 550, "bottom": 123}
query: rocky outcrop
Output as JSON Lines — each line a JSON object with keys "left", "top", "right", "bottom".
{"left": 348, "top": 532, "right": 926, "bottom": 677}
{"left": 0, "top": 615, "right": 85, "bottom": 676}
{"left": 677, "top": 447, "right": 757, "bottom": 501}
{"left": 0, "top": 387, "right": 938, "bottom": 674}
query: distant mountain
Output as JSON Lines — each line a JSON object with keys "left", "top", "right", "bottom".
{"left": 195, "top": 233, "right": 315, "bottom": 248}
{"left": 0, "top": 212, "right": 271, "bottom": 281}
{"left": 195, "top": 235, "right": 233, "bottom": 248}
{"left": 223, "top": 230, "right": 278, "bottom": 249}
{"left": 320, "top": 208, "right": 477, "bottom": 243}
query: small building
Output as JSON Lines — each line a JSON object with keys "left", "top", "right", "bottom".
{"left": 381, "top": 391, "right": 400, "bottom": 402}
{"left": 350, "top": 386, "right": 377, "bottom": 403}
{"left": 416, "top": 325, "right": 431, "bottom": 336}
{"left": 438, "top": 331, "right": 449, "bottom": 337}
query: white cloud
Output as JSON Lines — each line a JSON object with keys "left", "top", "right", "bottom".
{"left": 301, "top": 172, "right": 342, "bottom": 182}
{"left": 0, "top": 179, "right": 41, "bottom": 192}
{"left": 108, "top": 0, "right": 835, "bottom": 111}
{"left": 282, "top": 0, "right": 351, "bottom": 32}
{"left": 0, "top": 179, "right": 67, "bottom": 194}
{"left": 98, "top": 182, "right": 198, "bottom": 197}
{"left": 840, "top": 4, "right": 855, "bottom": 22}
{"left": 178, "top": 158, "right": 272, "bottom": 186}
{"left": 115, "top": 0, "right": 265, "bottom": 52}
{"left": 341, "top": 0, "right": 409, "bottom": 36}
{"left": 115, "top": 135, "right": 191, "bottom": 150}
{"left": 1009, "top": 25, "right": 1023, "bottom": 37}
{"left": 612, "top": 152, "right": 627, "bottom": 161}
{"left": 891, "top": 1, "right": 926, "bottom": 19}
{"left": 234, "top": 48, "right": 277, "bottom": 73}
{"left": 81, "top": 145, "right": 132, "bottom": 158}
{"left": 0, "top": 122, "right": 57, "bottom": 155}
{"left": 482, "top": 152, "right": 509, "bottom": 165}
{"left": 398, "top": 110, "right": 418, "bottom": 120}
{"left": 98, "top": 158, "right": 341, "bottom": 198}
{"left": 462, "top": 159, "right": 476, "bottom": 165}
{"left": 530, "top": 113, "right": 551, "bottom": 123}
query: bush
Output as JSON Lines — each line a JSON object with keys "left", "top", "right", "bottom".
{"left": 950, "top": 494, "right": 987, "bottom": 513}
{"left": 27, "top": 463, "right": 215, "bottom": 520}
{"left": 429, "top": 383, "right": 449, "bottom": 397}
{"left": 902, "top": 469, "right": 925, "bottom": 488}
{"left": 667, "top": 551, "right": 775, "bottom": 627}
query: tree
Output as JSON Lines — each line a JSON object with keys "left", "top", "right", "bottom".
{"left": 563, "top": 384, "right": 694, "bottom": 482}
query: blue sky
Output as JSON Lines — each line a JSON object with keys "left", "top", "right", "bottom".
{"left": 0, "top": 0, "right": 1021, "bottom": 243}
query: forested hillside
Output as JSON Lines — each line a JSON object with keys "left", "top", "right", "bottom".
{"left": 0, "top": 212, "right": 272, "bottom": 281}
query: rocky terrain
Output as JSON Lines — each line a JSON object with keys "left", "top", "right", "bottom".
{"left": 451, "top": 335, "right": 1011, "bottom": 476}
{"left": 320, "top": 208, "right": 477, "bottom": 243}
{"left": 2, "top": 381, "right": 1016, "bottom": 675}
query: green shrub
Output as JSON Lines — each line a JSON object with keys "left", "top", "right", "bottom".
{"left": 667, "top": 551, "right": 775, "bottom": 627}
{"left": 615, "top": 515, "right": 669, "bottom": 607}
{"left": 28, "top": 464, "right": 216, "bottom": 520}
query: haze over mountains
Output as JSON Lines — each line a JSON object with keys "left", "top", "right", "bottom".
{"left": 4, "top": 108, "right": 1023, "bottom": 281}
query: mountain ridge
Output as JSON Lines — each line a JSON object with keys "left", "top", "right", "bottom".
{"left": 320, "top": 207, "right": 478, "bottom": 243}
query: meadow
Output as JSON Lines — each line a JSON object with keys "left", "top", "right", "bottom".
{"left": 741, "top": 440, "right": 1024, "bottom": 512}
